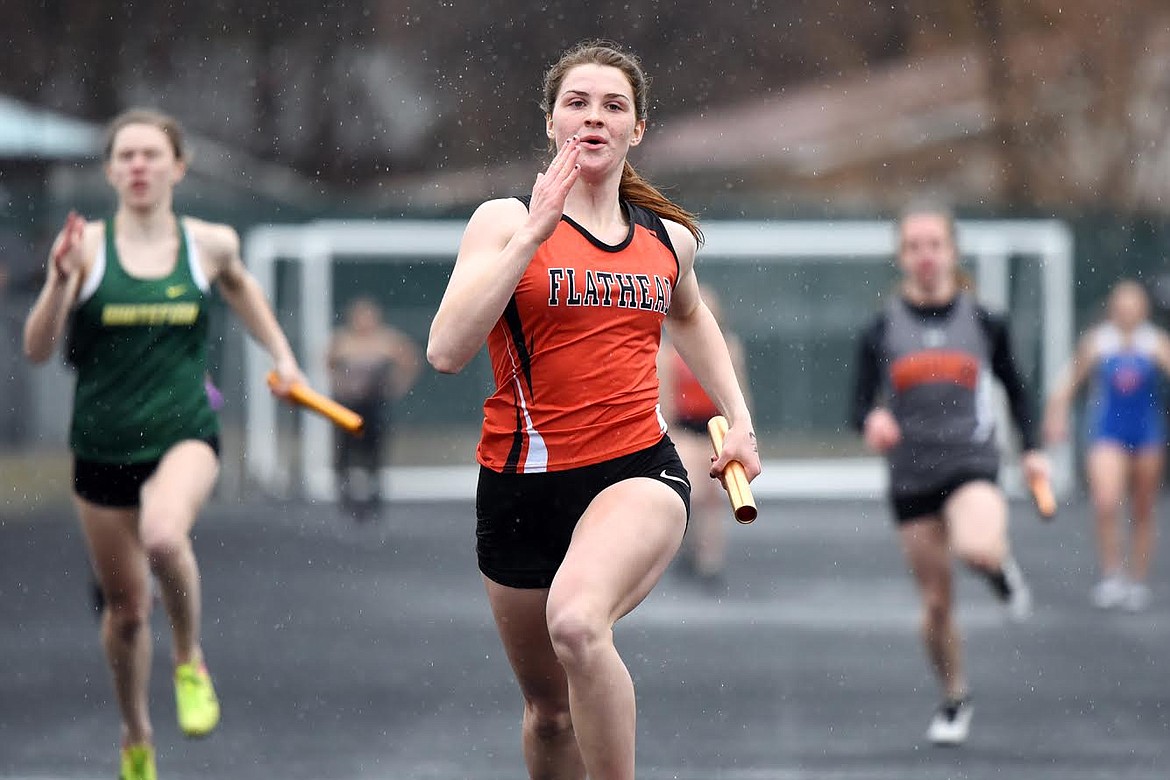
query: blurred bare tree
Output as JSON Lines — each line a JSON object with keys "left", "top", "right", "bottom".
{"left": 914, "top": 0, "right": 1170, "bottom": 211}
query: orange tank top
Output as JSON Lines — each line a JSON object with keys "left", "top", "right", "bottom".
{"left": 670, "top": 349, "right": 719, "bottom": 422}
{"left": 477, "top": 199, "right": 680, "bottom": 473}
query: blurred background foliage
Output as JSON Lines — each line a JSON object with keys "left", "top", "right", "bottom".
{"left": 2, "top": 0, "right": 1167, "bottom": 216}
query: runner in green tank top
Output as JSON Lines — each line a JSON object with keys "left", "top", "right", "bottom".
{"left": 23, "top": 109, "right": 305, "bottom": 780}
{"left": 69, "top": 215, "right": 218, "bottom": 462}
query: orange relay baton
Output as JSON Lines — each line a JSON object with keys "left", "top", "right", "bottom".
{"left": 1029, "top": 472, "right": 1057, "bottom": 522}
{"left": 267, "top": 371, "right": 364, "bottom": 436}
{"left": 707, "top": 415, "right": 758, "bottom": 524}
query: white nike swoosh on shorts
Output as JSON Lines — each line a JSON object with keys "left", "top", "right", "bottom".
{"left": 659, "top": 470, "right": 689, "bottom": 486}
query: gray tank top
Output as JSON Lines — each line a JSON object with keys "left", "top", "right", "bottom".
{"left": 882, "top": 293, "right": 999, "bottom": 495}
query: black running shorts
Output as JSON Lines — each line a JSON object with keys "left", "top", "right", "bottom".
{"left": 475, "top": 435, "right": 691, "bottom": 589}
{"left": 891, "top": 468, "right": 999, "bottom": 524}
{"left": 73, "top": 436, "right": 221, "bottom": 508}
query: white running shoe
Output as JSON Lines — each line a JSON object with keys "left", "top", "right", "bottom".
{"left": 927, "top": 696, "right": 974, "bottom": 746}
{"left": 1000, "top": 556, "right": 1033, "bottom": 622}
{"left": 1122, "top": 582, "right": 1151, "bottom": 612}
{"left": 1091, "top": 575, "right": 1129, "bottom": 610}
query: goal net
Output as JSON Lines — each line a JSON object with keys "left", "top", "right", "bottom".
{"left": 242, "top": 219, "right": 1074, "bottom": 502}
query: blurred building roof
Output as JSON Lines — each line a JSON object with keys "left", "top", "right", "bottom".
{"left": 641, "top": 50, "right": 992, "bottom": 181}
{"left": 356, "top": 48, "right": 1007, "bottom": 216}
{"left": 356, "top": 49, "right": 1003, "bottom": 216}
{"left": 366, "top": 21, "right": 1170, "bottom": 216}
{"left": 641, "top": 25, "right": 1170, "bottom": 214}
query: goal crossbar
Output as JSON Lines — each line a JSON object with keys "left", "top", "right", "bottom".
{"left": 243, "top": 219, "right": 1074, "bottom": 502}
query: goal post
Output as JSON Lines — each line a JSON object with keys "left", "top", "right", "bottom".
{"left": 242, "top": 219, "right": 1074, "bottom": 502}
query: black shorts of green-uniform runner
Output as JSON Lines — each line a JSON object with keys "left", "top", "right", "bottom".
{"left": 476, "top": 435, "right": 691, "bottom": 589}
{"left": 73, "top": 436, "right": 221, "bottom": 508}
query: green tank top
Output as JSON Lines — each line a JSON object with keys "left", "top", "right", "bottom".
{"left": 69, "top": 218, "right": 218, "bottom": 462}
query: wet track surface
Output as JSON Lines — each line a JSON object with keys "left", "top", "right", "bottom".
{"left": 2, "top": 495, "right": 1167, "bottom": 779}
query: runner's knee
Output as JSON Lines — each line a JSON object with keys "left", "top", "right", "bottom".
{"left": 921, "top": 589, "right": 951, "bottom": 629}
{"left": 139, "top": 519, "right": 190, "bottom": 566}
{"left": 958, "top": 547, "right": 1003, "bottom": 574}
{"left": 546, "top": 604, "right": 609, "bottom": 670}
{"left": 104, "top": 590, "right": 151, "bottom": 641}
{"left": 525, "top": 699, "right": 573, "bottom": 742}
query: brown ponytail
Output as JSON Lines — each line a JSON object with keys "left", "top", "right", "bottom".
{"left": 542, "top": 40, "right": 703, "bottom": 245}
{"left": 620, "top": 161, "right": 703, "bottom": 244}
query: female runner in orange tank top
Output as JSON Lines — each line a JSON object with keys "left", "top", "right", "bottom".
{"left": 428, "top": 40, "right": 759, "bottom": 780}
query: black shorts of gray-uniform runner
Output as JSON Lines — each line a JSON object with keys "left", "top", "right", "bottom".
{"left": 891, "top": 468, "right": 999, "bottom": 523}
{"left": 476, "top": 435, "right": 690, "bottom": 589}
{"left": 73, "top": 435, "right": 221, "bottom": 508}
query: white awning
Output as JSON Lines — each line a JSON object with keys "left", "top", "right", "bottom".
{"left": 0, "top": 95, "right": 101, "bottom": 160}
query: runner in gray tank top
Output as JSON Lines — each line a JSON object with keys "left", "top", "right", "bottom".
{"left": 851, "top": 205, "right": 1050, "bottom": 748}
{"left": 881, "top": 292, "right": 1001, "bottom": 494}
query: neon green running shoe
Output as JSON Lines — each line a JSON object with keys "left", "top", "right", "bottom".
{"left": 119, "top": 744, "right": 157, "bottom": 780}
{"left": 174, "top": 662, "right": 220, "bottom": 737}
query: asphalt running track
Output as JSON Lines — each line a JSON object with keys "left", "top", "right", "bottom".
{"left": 2, "top": 494, "right": 1167, "bottom": 779}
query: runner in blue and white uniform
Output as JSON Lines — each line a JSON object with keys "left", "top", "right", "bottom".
{"left": 1045, "top": 280, "right": 1170, "bottom": 612}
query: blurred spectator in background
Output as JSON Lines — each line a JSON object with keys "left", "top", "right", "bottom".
{"left": 659, "top": 283, "right": 751, "bottom": 593}
{"left": 327, "top": 296, "right": 421, "bottom": 521}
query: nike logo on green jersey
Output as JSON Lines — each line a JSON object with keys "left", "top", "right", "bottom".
{"left": 165, "top": 284, "right": 188, "bottom": 299}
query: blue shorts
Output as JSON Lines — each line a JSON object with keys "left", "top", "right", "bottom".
{"left": 1088, "top": 413, "right": 1165, "bottom": 452}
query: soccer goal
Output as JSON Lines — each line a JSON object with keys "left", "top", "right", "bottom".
{"left": 242, "top": 219, "right": 1074, "bottom": 503}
